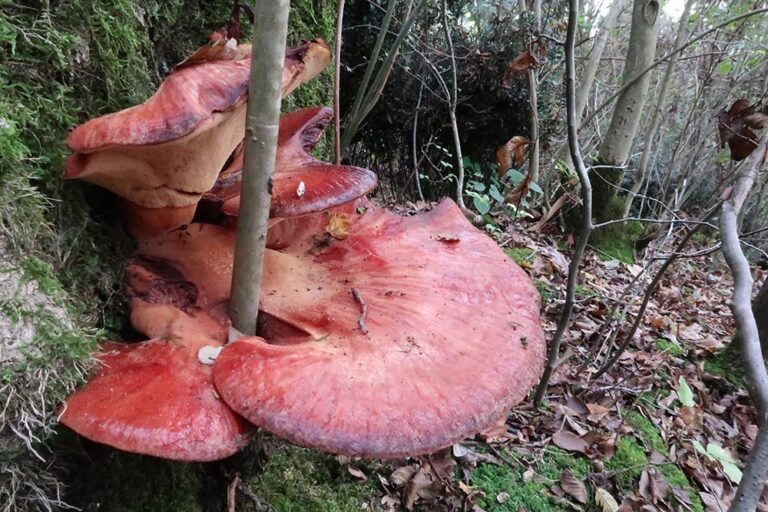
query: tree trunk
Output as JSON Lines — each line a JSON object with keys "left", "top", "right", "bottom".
{"left": 624, "top": 0, "right": 693, "bottom": 216}
{"left": 756, "top": 277, "right": 768, "bottom": 359}
{"left": 591, "top": 0, "right": 660, "bottom": 222}
{"left": 229, "top": 0, "right": 291, "bottom": 338}
{"left": 552, "top": 0, "right": 623, "bottom": 172}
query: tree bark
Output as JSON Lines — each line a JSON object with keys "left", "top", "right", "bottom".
{"left": 518, "top": 0, "right": 541, "bottom": 183}
{"left": 720, "top": 136, "right": 768, "bottom": 511}
{"left": 623, "top": 0, "right": 692, "bottom": 216}
{"left": 442, "top": 0, "right": 466, "bottom": 209}
{"left": 229, "top": 0, "right": 290, "bottom": 338}
{"left": 592, "top": 0, "right": 660, "bottom": 222}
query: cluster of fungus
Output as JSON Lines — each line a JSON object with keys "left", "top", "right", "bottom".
{"left": 60, "top": 35, "right": 546, "bottom": 461}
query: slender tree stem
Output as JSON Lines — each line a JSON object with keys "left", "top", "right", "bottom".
{"left": 333, "top": 0, "right": 345, "bottom": 165}
{"left": 442, "top": 0, "right": 466, "bottom": 209}
{"left": 229, "top": 0, "right": 290, "bottom": 339}
{"left": 534, "top": 0, "right": 593, "bottom": 406}
{"left": 722, "top": 136, "right": 768, "bottom": 512}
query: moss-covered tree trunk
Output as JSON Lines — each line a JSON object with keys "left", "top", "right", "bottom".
{"left": 591, "top": 0, "right": 660, "bottom": 223}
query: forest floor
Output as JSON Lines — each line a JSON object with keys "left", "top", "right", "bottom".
{"left": 61, "top": 202, "right": 762, "bottom": 512}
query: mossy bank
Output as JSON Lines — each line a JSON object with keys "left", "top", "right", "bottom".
{"left": 0, "top": 1, "right": 336, "bottom": 510}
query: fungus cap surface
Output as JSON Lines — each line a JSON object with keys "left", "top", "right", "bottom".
{"left": 214, "top": 200, "right": 545, "bottom": 458}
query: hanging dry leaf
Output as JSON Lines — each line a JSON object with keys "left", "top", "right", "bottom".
{"left": 595, "top": 487, "right": 620, "bottom": 512}
{"left": 717, "top": 99, "right": 760, "bottom": 161}
{"left": 496, "top": 136, "right": 531, "bottom": 175}
{"left": 509, "top": 48, "right": 539, "bottom": 72}
{"left": 560, "top": 470, "right": 588, "bottom": 504}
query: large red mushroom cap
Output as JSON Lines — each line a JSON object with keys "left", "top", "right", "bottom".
{"left": 64, "top": 40, "right": 331, "bottom": 238}
{"left": 59, "top": 335, "right": 251, "bottom": 461}
{"left": 205, "top": 107, "right": 377, "bottom": 218}
{"left": 213, "top": 199, "right": 545, "bottom": 458}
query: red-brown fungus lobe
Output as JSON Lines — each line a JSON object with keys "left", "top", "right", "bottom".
{"left": 64, "top": 40, "right": 331, "bottom": 239}
{"left": 205, "top": 107, "right": 377, "bottom": 218}
{"left": 59, "top": 336, "right": 251, "bottom": 461}
{"left": 213, "top": 199, "right": 546, "bottom": 458}
{"left": 126, "top": 224, "right": 236, "bottom": 341}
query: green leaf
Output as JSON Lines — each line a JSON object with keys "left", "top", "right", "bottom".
{"left": 473, "top": 196, "right": 491, "bottom": 215}
{"left": 470, "top": 181, "right": 486, "bottom": 192}
{"left": 678, "top": 376, "right": 695, "bottom": 407}
{"left": 721, "top": 461, "right": 743, "bottom": 484}
{"left": 529, "top": 181, "right": 543, "bottom": 195}
{"left": 505, "top": 169, "right": 525, "bottom": 184}
{"left": 692, "top": 440, "right": 707, "bottom": 455}
{"left": 489, "top": 184, "right": 505, "bottom": 203}
{"left": 717, "top": 61, "right": 733, "bottom": 74}
{"left": 706, "top": 443, "right": 736, "bottom": 463}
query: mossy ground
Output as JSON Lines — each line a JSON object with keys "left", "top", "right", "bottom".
{"left": 249, "top": 442, "right": 382, "bottom": 512}
{"left": 590, "top": 220, "right": 644, "bottom": 264}
{"left": 469, "top": 447, "right": 589, "bottom": 511}
{"left": 703, "top": 340, "right": 745, "bottom": 388}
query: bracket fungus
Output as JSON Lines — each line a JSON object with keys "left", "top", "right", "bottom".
{"left": 204, "top": 106, "right": 377, "bottom": 219}
{"left": 213, "top": 200, "right": 546, "bottom": 457}
{"left": 63, "top": 39, "right": 331, "bottom": 239}
{"left": 59, "top": 29, "right": 544, "bottom": 463}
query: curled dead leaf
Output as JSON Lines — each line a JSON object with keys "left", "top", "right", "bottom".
{"left": 717, "top": 99, "right": 760, "bottom": 161}
{"left": 325, "top": 213, "right": 351, "bottom": 240}
{"left": 496, "top": 136, "right": 530, "bottom": 175}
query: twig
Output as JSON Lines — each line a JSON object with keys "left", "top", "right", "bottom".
{"left": 227, "top": 474, "right": 240, "bottom": 512}
{"left": 237, "top": 481, "right": 274, "bottom": 512}
{"left": 351, "top": 288, "right": 369, "bottom": 334}
{"left": 720, "top": 135, "right": 768, "bottom": 512}
{"left": 333, "top": 0, "right": 345, "bottom": 165}
{"left": 533, "top": 0, "right": 592, "bottom": 406}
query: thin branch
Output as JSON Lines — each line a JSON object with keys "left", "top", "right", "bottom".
{"left": 333, "top": 0, "right": 345, "bottom": 164}
{"left": 534, "top": 0, "right": 592, "bottom": 406}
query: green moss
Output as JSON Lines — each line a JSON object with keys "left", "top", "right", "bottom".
{"left": 704, "top": 341, "right": 745, "bottom": 388}
{"left": 534, "top": 279, "right": 555, "bottom": 304}
{"left": 655, "top": 338, "right": 685, "bottom": 357}
{"left": 470, "top": 447, "right": 587, "bottom": 511}
{"left": 505, "top": 247, "right": 534, "bottom": 266}
{"left": 250, "top": 444, "right": 380, "bottom": 512}
{"left": 610, "top": 415, "right": 703, "bottom": 512}
{"left": 590, "top": 220, "right": 644, "bottom": 264}
{"left": 606, "top": 436, "right": 647, "bottom": 491}
{"left": 66, "top": 448, "right": 206, "bottom": 512}
{"left": 625, "top": 411, "right": 667, "bottom": 454}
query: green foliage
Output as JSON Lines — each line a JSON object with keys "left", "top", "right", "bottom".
{"left": 251, "top": 444, "right": 381, "bottom": 512}
{"left": 606, "top": 436, "right": 648, "bottom": 491}
{"left": 655, "top": 338, "right": 685, "bottom": 357}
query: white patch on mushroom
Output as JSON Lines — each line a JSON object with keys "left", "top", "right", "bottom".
{"left": 197, "top": 345, "right": 223, "bottom": 365}
{"left": 296, "top": 180, "right": 306, "bottom": 198}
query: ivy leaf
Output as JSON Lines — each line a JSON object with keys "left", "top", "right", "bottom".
{"left": 489, "top": 184, "right": 505, "bottom": 204}
{"left": 505, "top": 169, "right": 525, "bottom": 185}
{"left": 677, "top": 376, "right": 695, "bottom": 407}
{"left": 473, "top": 196, "right": 490, "bottom": 215}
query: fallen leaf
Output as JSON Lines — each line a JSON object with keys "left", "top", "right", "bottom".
{"left": 347, "top": 466, "right": 367, "bottom": 480}
{"left": 587, "top": 403, "right": 611, "bottom": 423}
{"left": 552, "top": 430, "right": 590, "bottom": 455}
{"left": 496, "top": 492, "right": 510, "bottom": 503}
{"left": 326, "top": 213, "right": 351, "bottom": 240}
{"left": 390, "top": 464, "right": 418, "bottom": 486}
{"left": 560, "top": 469, "right": 588, "bottom": 503}
{"left": 677, "top": 376, "right": 695, "bottom": 407}
{"left": 595, "top": 487, "right": 620, "bottom": 512}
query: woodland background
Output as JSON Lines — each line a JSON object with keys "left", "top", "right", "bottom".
{"left": 1, "top": 0, "right": 768, "bottom": 510}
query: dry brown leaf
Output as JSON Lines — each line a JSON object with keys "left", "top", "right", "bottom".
{"left": 552, "top": 430, "right": 590, "bottom": 455}
{"left": 595, "top": 487, "right": 620, "bottom": 512}
{"left": 326, "top": 213, "right": 351, "bottom": 240}
{"left": 390, "top": 464, "right": 419, "bottom": 487}
{"left": 496, "top": 136, "right": 530, "bottom": 175}
{"left": 717, "top": 99, "right": 760, "bottom": 161}
{"left": 509, "top": 48, "right": 539, "bottom": 72}
{"left": 586, "top": 403, "right": 611, "bottom": 423}
{"left": 347, "top": 466, "right": 367, "bottom": 481}
{"left": 560, "top": 469, "right": 588, "bottom": 503}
